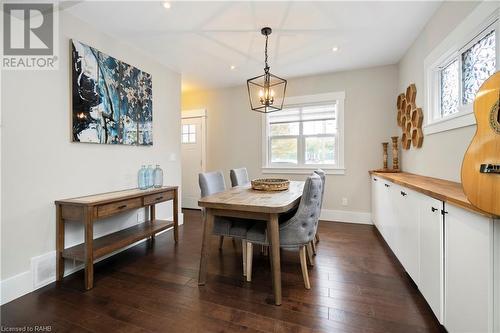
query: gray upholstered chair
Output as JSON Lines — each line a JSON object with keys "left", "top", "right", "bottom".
{"left": 243, "top": 173, "right": 323, "bottom": 289}
{"left": 199, "top": 171, "right": 254, "bottom": 249}
{"left": 230, "top": 168, "right": 250, "bottom": 187}
{"left": 312, "top": 169, "right": 326, "bottom": 251}
{"left": 199, "top": 171, "right": 261, "bottom": 277}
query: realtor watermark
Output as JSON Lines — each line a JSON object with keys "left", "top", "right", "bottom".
{"left": 0, "top": 326, "right": 52, "bottom": 332}
{"left": 2, "top": 2, "right": 59, "bottom": 70}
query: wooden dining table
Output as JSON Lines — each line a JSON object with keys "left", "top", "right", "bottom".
{"left": 197, "top": 181, "right": 305, "bottom": 306}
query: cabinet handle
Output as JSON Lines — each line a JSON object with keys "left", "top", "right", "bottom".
{"left": 118, "top": 205, "right": 127, "bottom": 209}
{"left": 155, "top": 196, "right": 163, "bottom": 201}
{"left": 384, "top": 184, "right": 390, "bottom": 187}
{"left": 431, "top": 207, "right": 438, "bottom": 212}
{"left": 374, "top": 178, "right": 378, "bottom": 181}
{"left": 441, "top": 210, "right": 448, "bottom": 215}
{"left": 400, "top": 191, "right": 407, "bottom": 196}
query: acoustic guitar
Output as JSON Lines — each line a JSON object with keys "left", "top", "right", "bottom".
{"left": 461, "top": 72, "right": 500, "bottom": 216}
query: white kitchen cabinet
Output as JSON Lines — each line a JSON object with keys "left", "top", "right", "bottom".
{"left": 418, "top": 195, "right": 443, "bottom": 323}
{"left": 444, "top": 204, "right": 495, "bottom": 333}
{"left": 370, "top": 174, "right": 499, "bottom": 333}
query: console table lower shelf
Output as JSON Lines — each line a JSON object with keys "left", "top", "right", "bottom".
{"left": 62, "top": 220, "right": 173, "bottom": 261}
{"left": 55, "top": 186, "right": 178, "bottom": 290}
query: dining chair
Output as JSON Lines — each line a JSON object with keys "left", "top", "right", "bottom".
{"left": 199, "top": 171, "right": 258, "bottom": 276}
{"left": 312, "top": 169, "right": 326, "bottom": 253}
{"left": 199, "top": 171, "right": 253, "bottom": 249}
{"left": 230, "top": 167, "right": 250, "bottom": 187}
{"left": 243, "top": 173, "right": 323, "bottom": 289}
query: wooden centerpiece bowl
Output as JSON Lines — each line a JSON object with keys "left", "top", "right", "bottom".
{"left": 251, "top": 178, "right": 290, "bottom": 191}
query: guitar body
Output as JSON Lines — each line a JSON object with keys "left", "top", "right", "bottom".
{"left": 461, "top": 71, "right": 500, "bottom": 216}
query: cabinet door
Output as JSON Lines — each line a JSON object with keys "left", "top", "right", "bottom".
{"left": 445, "top": 204, "right": 494, "bottom": 333}
{"left": 371, "top": 176, "right": 379, "bottom": 226}
{"left": 395, "top": 186, "right": 420, "bottom": 284}
{"left": 419, "top": 196, "right": 443, "bottom": 323}
{"left": 379, "top": 180, "right": 394, "bottom": 249}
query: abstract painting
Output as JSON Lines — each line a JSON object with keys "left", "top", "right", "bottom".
{"left": 71, "top": 40, "right": 153, "bottom": 145}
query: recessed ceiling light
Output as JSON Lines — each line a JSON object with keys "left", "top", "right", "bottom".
{"left": 230, "top": 65, "right": 236, "bottom": 70}
{"left": 162, "top": 2, "right": 171, "bottom": 9}
{"left": 332, "top": 46, "right": 339, "bottom": 52}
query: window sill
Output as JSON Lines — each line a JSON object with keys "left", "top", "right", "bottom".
{"left": 423, "top": 108, "right": 476, "bottom": 135}
{"left": 262, "top": 167, "right": 345, "bottom": 175}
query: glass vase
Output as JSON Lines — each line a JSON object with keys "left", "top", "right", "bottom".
{"left": 153, "top": 165, "right": 163, "bottom": 188}
{"left": 138, "top": 165, "right": 147, "bottom": 190}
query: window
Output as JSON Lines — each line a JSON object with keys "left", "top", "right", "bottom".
{"left": 181, "top": 124, "right": 196, "bottom": 143}
{"left": 425, "top": 7, "right": 499, "bottom": 134}
{"left": 262, "top": 92, "right": 345, "bottom": 174}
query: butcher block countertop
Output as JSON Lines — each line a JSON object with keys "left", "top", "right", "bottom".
{"left": 369, "top": 171, "right": 496, "bottom": 218}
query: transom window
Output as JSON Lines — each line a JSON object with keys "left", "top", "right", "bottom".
{"left": 181, "top": 124, "right": 196, "bottom": 143}
{"left": 262, "top": 92, "right": 345, "bottom": 174}
{"left": 426, "top": 12, "right": 499, "bottom": 134}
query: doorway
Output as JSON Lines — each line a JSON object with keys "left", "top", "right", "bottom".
{"left": 181, "top": 109, "right": 206, "bottom": 209}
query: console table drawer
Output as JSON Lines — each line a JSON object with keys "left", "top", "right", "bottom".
{"left": 144, "top": 191, "right": 174, "bottom": 205}
{"left": 97, "top": 198, "right": 142, "bottom": 218}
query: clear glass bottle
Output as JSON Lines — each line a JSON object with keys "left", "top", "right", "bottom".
{"left": 153, "top": 164, "right": 163, "bottom": 188}
{"left": 138, "top": 165, "right": 147, "bottom": 190}
{"left": 146, "top": 165, "right": 154, "bottom": 188}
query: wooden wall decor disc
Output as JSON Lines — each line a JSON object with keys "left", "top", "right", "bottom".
{"left": 411, "top": 108, "right": 423, "bottom": 128}
{"left": 405, "top": 103, "right": 412, "bottom": 118}
{"left": 406, "top": 84, "right": 417, "bottom": 104}
{"left": 411, "top": 127, "right": 424, "bottom": 148}
{"left": 405, "top": 120, "right": 412, "bottom": 134}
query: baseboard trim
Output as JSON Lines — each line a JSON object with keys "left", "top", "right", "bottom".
{"left": 320, "top": 209, "right": 372, "bottom": 225}
{"left": 0, "top": 214, "right": 182, "bottom": 306}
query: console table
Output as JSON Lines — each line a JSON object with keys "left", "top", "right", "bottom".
{"left": 55, "top": 186, "right": 178, "bottom": 290}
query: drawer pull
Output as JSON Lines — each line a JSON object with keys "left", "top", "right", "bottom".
{"left": 384, "top": 184, "right": 390, "bottom": 188}
{"left": 155, "top": 196, "right": 163, "bottom": 201}
{"left": 118, "top": 205, "right": 127, "bottom": 209}
{"left": 431, "top": 207, "right": 438, "bottom": 212}
{"left": 374, "top": 178, "right": 378, "bottom": 181}
{"left": 441, "top": 210, "right": 448, "bottom": 215}
{"left": 400, "top": 191, "right": 407, "bottom": 196}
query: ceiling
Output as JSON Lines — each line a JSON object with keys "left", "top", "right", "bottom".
{"left": 63, "top": 1, "right": 442, "bottom": 92}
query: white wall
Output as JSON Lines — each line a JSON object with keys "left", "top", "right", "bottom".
{"left": 182, "top": 65, "right": 398, "bottom": 219}
{"left": 398, "top": 1, "right": 480, "bottom": 181}
{"left": 1, "top": 11, "right": 182, "bottom": 303}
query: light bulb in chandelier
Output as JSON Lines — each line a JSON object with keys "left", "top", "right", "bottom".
{"left": 259, "top": 88, "right": 275, "bottom": 106}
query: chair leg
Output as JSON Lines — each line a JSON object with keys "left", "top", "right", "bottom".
{"left": 246, "top": 242, "right": 253, "bottom": 282}
{"left": 242, "top": 240, "right": 247, "bottom": 277}
{"left": 306, "top": 243, "right": 315, "bottom": 266}
{"left": 219, "top": 236, "right": 224, "bottom": 250}
{"left": 311, "top": 240, "right": 317, "bottom": 256}
{"left": 299, "top": 246, "right": 311, "bottom": 290}
{"left": 315, "top": 233, "right": 320, "bottom": 243}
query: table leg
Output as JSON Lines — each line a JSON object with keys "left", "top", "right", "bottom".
{"left": 267, "top": 213, "right": 282, "bottom": 305}
{"left": 198, "top": 208, "right": 214, "bottom": 285}
{"left": 173, "top": 188, "right": 179, "bottom": 243}
{"left": 56, "top": 204, "right": 64, "bottom": 281}
{"left": 150, "top": 205, "right": 156, "bottom": 241}
{"left": 84, "top": 207, "right": 94, "bottom": 290}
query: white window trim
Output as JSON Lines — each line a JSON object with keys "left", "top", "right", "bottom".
{"left": 424, "top": 3, "right": 500, "bottom": 136}
{"left": 261, "top": 92, "right": 345, "bottom": 175}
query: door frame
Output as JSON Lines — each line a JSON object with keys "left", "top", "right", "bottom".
{"left": 181, "top": 109, "right": 207, "bottom": 201}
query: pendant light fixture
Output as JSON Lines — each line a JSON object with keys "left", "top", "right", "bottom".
{"left": 247, "top": 27, "right": 287, "bottom": 113}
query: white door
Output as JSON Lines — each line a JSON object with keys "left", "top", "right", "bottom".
{"left": 181, "top": 116, "right": 205, "bottom": 209}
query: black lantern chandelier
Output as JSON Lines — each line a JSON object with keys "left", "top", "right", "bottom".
{"left": 247, "top": 27, "right": 287, "bottom": 113}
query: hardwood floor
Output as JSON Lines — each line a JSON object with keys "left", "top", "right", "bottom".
{"left": 1, "top": 209, "right": 442, "bottom": 332}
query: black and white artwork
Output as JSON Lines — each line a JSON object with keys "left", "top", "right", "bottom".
{"left": 72, "top": 40, "right": 153, "bottom": 145}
